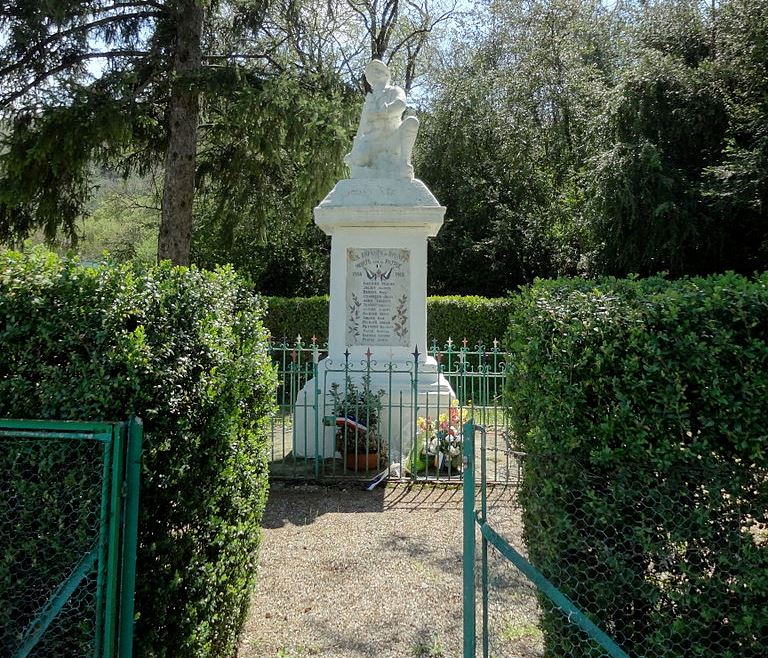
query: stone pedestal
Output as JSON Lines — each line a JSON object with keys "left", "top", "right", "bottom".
{"left": 292, "top": 178, "right": 456, "bottom": 460}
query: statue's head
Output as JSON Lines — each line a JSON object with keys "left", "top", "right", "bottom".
{"left": 365, "top": 59, "right": 390, "bottom": 90}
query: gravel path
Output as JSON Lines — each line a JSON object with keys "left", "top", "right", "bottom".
{"left": 240, "top": 481, "right": 523, "bottom": 658}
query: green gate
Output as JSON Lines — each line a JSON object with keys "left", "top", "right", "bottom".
{"left": 462, "top": 421, "right": 629, "bottom": 658}
{"left": 0, "top": 418, "right": 143, "bottom": 658}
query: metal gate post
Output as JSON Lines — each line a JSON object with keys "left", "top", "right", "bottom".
{"left": 462, "top": 420, "right": 476, "bottom": 658}
{"left": 312, "top": 349, "right": 321, "bottom": 479}
{"left": 118, "top": 416, "right": 143, "bottom": 658}
{"left": 103, "top": 424, "right": 126, "bottom": 655}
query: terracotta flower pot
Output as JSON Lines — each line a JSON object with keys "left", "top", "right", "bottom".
{"left": 345, "top": 452, "right": 379, "bottom": 472}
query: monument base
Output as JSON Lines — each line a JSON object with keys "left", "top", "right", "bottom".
{"left": 292, "top": 356, "right": 457, "bottom": 461}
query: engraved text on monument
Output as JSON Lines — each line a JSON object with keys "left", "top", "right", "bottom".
{"left": 346, "top": 248, "right": 410, "bottom": 347}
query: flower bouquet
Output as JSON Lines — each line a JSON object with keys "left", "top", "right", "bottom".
{"left": 406, "top": 404, "right": 464, "bottom": 474}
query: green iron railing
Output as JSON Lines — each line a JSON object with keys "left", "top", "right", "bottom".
{"left": 462, "top": 421, "right": 630, "bottom": 658}
{"left": 0, "top": 417, "right": 143, "bottom": 658}
{"left": 267, "top": 338, "right": 515, "bottom": 482}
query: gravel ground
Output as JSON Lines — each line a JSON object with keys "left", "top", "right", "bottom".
{"left": 240, "top": 482, "right": 523, "bottom": 658}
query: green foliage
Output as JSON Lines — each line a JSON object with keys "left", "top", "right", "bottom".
{"left": 0, "top": 94, "right": 145, "bottom": 244}
{"left": 417, "top": 0, "right": 768, "bottom": 289}
{"left": 0, "top": 249, "right": 276, "bottom": 658}
{"left": 191, "top": 72, "right": 355, "bottom": 284}
{"left": 264, "top": 295, "right": 330, "bottom": 343}
{"left": 263, "top": 295, "right": 513, "bottom": 346}
{"left": 416, "top": 0, "right": 622, "bottom": 294}
{"left": 426, "top": 296, "right": 515, "bottom": 348}
{"left": 213, "top": 221, "right": 330, "bottom": 297}
{"left": 0, "top": 1, "right": 353, "bottom": 266}
{"left": 703, "top": 0, "right": 768, "bottom": 272}
{"left": 586, "top": 50, "right": 728, "bottom": 276}
{"left": 76, "top": 173, "right": 160, "bottom": 264}
{"left": 505, "top": 273, "right": 768, "bottom": 657}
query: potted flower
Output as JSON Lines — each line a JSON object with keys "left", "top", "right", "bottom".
{"left": 329, "top": 374, "right": 387, "bottom": 471}
{"left": 407, "top": 404, "right": 464, "bottom": 474}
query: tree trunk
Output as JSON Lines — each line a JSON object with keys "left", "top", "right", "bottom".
{"left": 158, "top": 0, "right": 203, "bottom": 265}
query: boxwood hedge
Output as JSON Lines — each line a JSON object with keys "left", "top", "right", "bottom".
{"left": 505, "top": 273, "right": 768, "bottom": 658}
{"left": 265, "top": 294, "right": 514, "bottom": 348}
{"left": 0, "top": 250, "right": 275, "bottom": 658}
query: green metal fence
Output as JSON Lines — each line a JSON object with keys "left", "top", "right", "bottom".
{"left": 0, "top": 418, "right": 143, "bottom": 658}
{"left": 268, "top": 338, "right": 514, "bottom": 482}
{"left": 462, "top": 422, "right": 768, "bottom": 658}
{"left": 462, "top": 422, "right": 630, "bottom": 658}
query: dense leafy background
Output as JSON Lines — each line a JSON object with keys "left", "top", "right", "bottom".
{"left": 416, "top": 0, "right": 768, "bottom": 294}
{"left": 9, "top": 0, "right": 768, "bottom": 295}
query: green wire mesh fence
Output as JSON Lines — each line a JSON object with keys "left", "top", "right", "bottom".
{"left": 0, "top": 419, "right": 142, "bottom": 658}
{"left": 463, "top": 422, "right": 768, "bottom": 658}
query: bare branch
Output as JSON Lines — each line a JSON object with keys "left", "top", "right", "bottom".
{"left": 387, "top": 4, "right": 456, "bottom": 61}
{"left": 92, "top": 1, "right": 165, "bottom": 11}
{"left": 347, "top": 0, "right": 373, "bottom": 35}
{"left": 0, "top": 11, "right": 161, "bottom": 80}
{"left": 1, "top": 51, "right": 150, "bottom": 108}
{"left": 203, "top": 46, "right": 287, "bottom": 62}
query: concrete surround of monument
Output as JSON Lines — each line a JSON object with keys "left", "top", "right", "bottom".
{"left": 293, "top": 59, "right": 456, "bottom": 460}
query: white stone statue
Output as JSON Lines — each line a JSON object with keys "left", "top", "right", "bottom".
{"left": 344, "top": 59, "right": 419, "bottom": 179}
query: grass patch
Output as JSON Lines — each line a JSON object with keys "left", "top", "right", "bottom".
{"left": 412, "top": 635, "right": 447, "bottom": 657}
{"left": 501, "top": 621, "right": 543, "bottom": 641}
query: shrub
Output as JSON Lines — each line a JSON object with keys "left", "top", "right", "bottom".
{"left": 505, "top": 273, "right": 768, "bottom": 658}
{"left": 427, "top": 295, "right": 514, "bottom": 348}
{"left": 0, "top": 250, "right": 276, "bottom": 658}
{"left": 264, "top": 294, "right": 513, "bottom": 347}
{"left": 264, "top": 295, "right": 329, "bottom": 344}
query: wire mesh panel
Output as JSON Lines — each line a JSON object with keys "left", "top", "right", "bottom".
{"left": 464, "top": 424, "right": 630, "bottom": 658}
{"left": 480, "top": 491, "right": 543, "bottom": 658}
{"left": 464, "top": 423, "right": 768, "bottom": 658}
{"left": 518, "top": 459, "right": 768, "bottom": 658}
{"left": 0, "top": 419, "right": 143, "bottom": 658}
{"left": 477, "top": 490, "right": 624, "bottom": 658}
{"left": 0, "top": 435, "right": 106, "bottom": 657}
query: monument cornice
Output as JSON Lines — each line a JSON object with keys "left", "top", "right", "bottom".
{"left": 314, "top": 204, "right": 447, "bottom": 236}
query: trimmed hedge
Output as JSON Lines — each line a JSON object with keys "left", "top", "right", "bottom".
{"left": 265, "top": 294, "right": 514, "bottom": 347}
{"left": 426, "top": 296, "right": 514, "bottom": 348}
{"left": 264, "top": 295, "right": 328, "bottom": 344}
{"left": 505, "top": 273, "right": 768, "bottom": 657}
{"left": 0, "top": 251, "right": 275, "bottom": 658}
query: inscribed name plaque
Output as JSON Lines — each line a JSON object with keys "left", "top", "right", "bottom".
{"left": 346, "top": 247, "right": 410, "bottom": 347}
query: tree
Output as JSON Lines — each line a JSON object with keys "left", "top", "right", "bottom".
{"left": 416, "top": 0, "right": 622, "bottom": 294}
{"left": 704, "top": 0, "right": 768, "bottom": 271}
{"left": 0, "top": 1, "right": 210, "bottom": 263}
{"left": 0, "top": 1, "right": 354, "bottom": 265}
{"left": 0, "top": 0, "right": 455, "bottom": 270}
{"left": 584, "top": 0, "right": 768, "bottom": 277}
{"left": 585, "top": 49, "right": 728, "bottom": 276}
{"left": 157, "top": 0, "right": 202, "bottom": 264}
{"left": 417, "top": 0, "right": 768, "bottom": 289}
{"left": 184, "top": 0, "right": 458, "bottom": 287}
{"left": 346, "top": 0, "right": 457, "bottom": 92}
{"left": 190, "top": 70, "right": 357, "bottom": 292}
